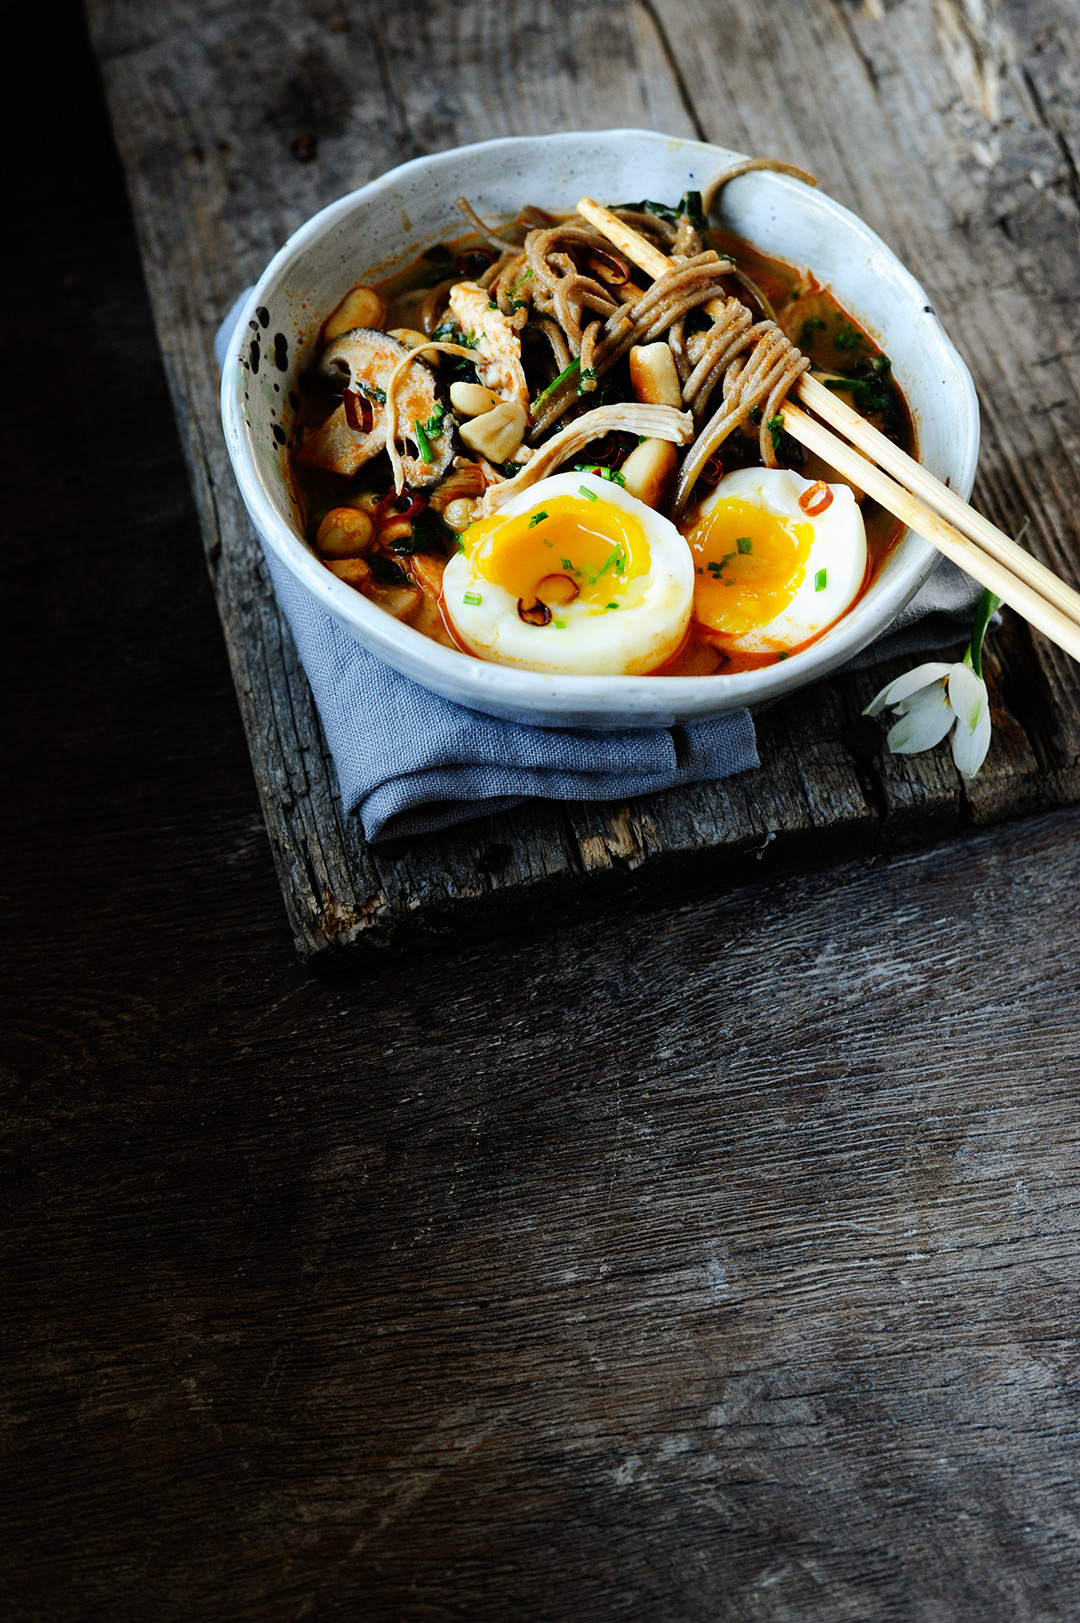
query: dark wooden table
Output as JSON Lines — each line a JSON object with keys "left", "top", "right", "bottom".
{"left": 4, "top": 3, "right": 1080, "bottom": 1618}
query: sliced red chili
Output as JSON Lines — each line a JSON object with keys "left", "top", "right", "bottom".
{"left": 374, "top": 490, "right": 427, "bottom": 522}
{"left": 798, "top": 480, "right": 834, "bottom": 516}
{"left": 582, "top": 431, "right": 629, "bottom": 468}
{"left": 343, "top": 387, "right": 375, "bottom": 434}
{"left": 585, "top": 248, "right": 630, "bottom": 286}
{"left": 700, "top": 450, "right": 725, "bottom": 486}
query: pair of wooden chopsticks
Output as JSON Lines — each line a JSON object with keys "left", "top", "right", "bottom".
{"left": 576, "top": 197, "right": 1080, "bottom": 664}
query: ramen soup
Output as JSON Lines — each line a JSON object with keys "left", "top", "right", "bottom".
{"left": 289, "top": 189, "right": 914, "bottom": 678}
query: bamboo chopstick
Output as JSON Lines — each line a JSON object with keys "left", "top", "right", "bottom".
{"left": 796, "top": 372, "right": 1080, "bottom": 627}
{"left": 575, "top": 195, "right": 1080, "bottom": 661}
{"left": 781, "top": 403, "right": 1080, "bottom": 659}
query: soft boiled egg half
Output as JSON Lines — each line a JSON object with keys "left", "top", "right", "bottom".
{"left": 685, "top": 467, "right": 868, "bottom": 656}
{"left": 443, "top": 471, "right": 694, "bottom": 675}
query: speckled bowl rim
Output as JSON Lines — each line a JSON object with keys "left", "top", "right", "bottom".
{"left": 222, "top": 129, "right": 979, "bottom": 729}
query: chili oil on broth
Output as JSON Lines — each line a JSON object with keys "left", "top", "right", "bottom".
{"left": 287, "top": 221, "right": 915, "bottom": 678}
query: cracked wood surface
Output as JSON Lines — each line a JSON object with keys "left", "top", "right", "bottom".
{"left": 7, "top": 7, "right": 1080, "bottom": 1617}
{"left": 82, "top": 0, "right": 1080, "bottom": 959}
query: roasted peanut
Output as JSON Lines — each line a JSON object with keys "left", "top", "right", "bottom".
{"left": 342, "top": 490, "right": 383, "bottom": 514}
{"left": 378, "top": 516, "right": 415, "bottom": 547}
{"left": 324, "top": 284, "right": 386, "bottom": 341}
{"left": 326, "top": 557, "right": 371, "bottom": 587}
{"left": 443, "top": 497, "right": 481, "bottom": 533}
{"left": 388, "top": 326, "right": 431, "bottom": 352}
{"left": 316, "top": 506, "right": 374, "bottom": 557}
{"left": 629, "top": 343, "right": 682, "bottom": 408}
{"left": 450, "top": 381, "right": 502, "bottom": 417}
{"left": 459, "top": 400, "right": 528, "bottom": 462}
{"left": 619, "top": 438, "right": 678, "bottom": 507}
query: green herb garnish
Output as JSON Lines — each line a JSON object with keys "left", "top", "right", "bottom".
{"left": 530, "top": 357, "right": 580, "bottom": 413}
{"left": 579, "top": 484, "right": 598, "bottom": 501}
{"left": 422, "top": 402, "right": 446, "bottom": 437}
{"left": 593, "top": 546, "right": 624, "bottom": 582}
{"left": 767, "top": 413, "right": 785, "bottom": 455}
{"left": 815, "top": 568, "right": 827, "bottom": 592}
{"left": 528, "top": 511, "right": 549, "bottom": 528}
{"left": 413, "top": 418, "right": 434, "bottom": 463}
{"left": 389, "top": 503, "right": 453, "bottom": 555}
{"left": 367, "top": 555, "right": 409, "bottom": 585}
{"left": 464, "top": 591, "right": 482, "bottom": 605}
{"left": 576, "top": 365, "right": 598, "bottom": 395}
{"left": 736, "top": 536, "right": 753, "bottom": 555}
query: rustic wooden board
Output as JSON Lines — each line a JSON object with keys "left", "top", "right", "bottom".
{"left": 83, "top": 0, "right": 1080, "bottom": 955}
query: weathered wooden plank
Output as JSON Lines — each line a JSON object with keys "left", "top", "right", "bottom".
{"left": 84, "top": 0, "right": 1080, "bottom": 957}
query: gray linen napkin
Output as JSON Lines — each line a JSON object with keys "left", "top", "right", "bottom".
{"left": 218, "top": 296, "right": 979, "bottom": 842}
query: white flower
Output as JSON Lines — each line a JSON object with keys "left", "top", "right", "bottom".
{"left": 865, "top": 659, "right": 992, "bottom": 778}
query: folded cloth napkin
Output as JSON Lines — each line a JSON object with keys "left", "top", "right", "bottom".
{"left": 218, "top": 296, "right": 980, "bottom": 842}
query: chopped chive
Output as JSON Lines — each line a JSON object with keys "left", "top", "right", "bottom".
{"left": 487, "top": 300, "right": 498, "bottom": 310}
{"left": 777, "top": 651, "right": 789, "bottom": 661}
{"left": 815, "top": 568, "right": 827, "bottom": 592}
{"left": 767, "top": 413, "right": 784, "bottom": 455}
{"left": 554, "top": 619, "right": 567, "bottom": 629}
{"left": 572, "top": 463, "right": 625, "bottom": 485}
{"left": 578, "top": 484, "right": 598, "bottom": 501}
{"left": 736, "top": 536, "right": 753, "bottom": 555}
{"left": 413, "top": 418, "right": 433, "bottom": 463}
{"left": 576, "top": 365, "right": 598, "bottom": 395}
{"left": 530, "top": 357, "right": 580, "bottom": 413}
{"left": 542, "top": 538, "right": 553, "bottom": 547}
{"left": 606, "top": 602, "right": 619, "bottom": 611}
{"left": 528, "top": 511, "right": 549, "bottom": 528}
{"left": 463, "top": 591, "right": 482, "bottom": 605}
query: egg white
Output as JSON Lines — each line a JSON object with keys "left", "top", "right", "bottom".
{"left": 443, "top": 472, "right": 694, "bottom": 675}
{"left": 695, "top": 467, "right": 867, "bottom": 653}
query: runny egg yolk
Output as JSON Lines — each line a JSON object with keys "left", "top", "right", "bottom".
{"left": 462, "top": 492, "right": 650, "bottom": 610}
{"left": 686, "top": 496, "right": 814, "bottom": 636}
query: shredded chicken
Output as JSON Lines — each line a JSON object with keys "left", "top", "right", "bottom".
{"left": 447, "top": 283, "right": 531, "bottom": 412}
{"left": 481, "top": 403, "right": 693, "bottom": 513}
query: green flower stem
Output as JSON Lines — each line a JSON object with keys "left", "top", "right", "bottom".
{"left": 965, "top": 588, "right": 1000, "bottom": 681}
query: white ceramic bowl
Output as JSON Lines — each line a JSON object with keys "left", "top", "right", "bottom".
{"left": 221, "top": 129, "right": 979, "bottom": 729}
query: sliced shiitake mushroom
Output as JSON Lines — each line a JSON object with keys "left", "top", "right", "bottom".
{"left": 517, "top": 597, "right": 553, "bottom": 626}
{"left": 298, "top": 328, "right": 456, "bottom": 488}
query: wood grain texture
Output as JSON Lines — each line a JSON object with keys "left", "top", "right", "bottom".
{"left": 4, "top": 9, "right": 1080, "bottom": 1615}
{"left": 78, "top": 0, "right": 1080, "bottom": 955}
